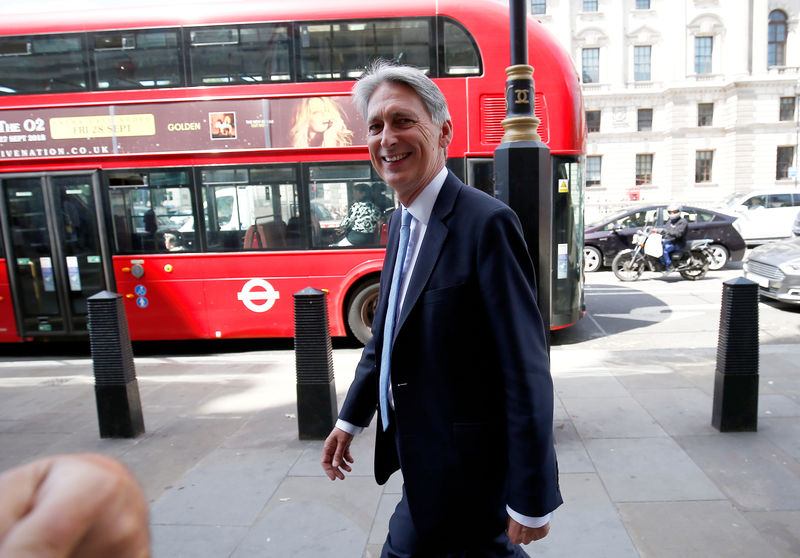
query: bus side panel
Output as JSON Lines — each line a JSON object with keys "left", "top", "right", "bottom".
{"left": 114, "top": 251, "right": 383, "bottom": 341}
{"left": 201, "top": 252, "right": 385, "bottom": 339}
{"left": 114, "top": 255, "right": 211, "bottom": 341}
{"left": 203, "top": 253, "right": 312, "bottom": 339}
{"left": 0, "top": 260, "right": 21, "bottom": 342}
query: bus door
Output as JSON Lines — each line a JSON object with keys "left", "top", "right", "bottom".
{"left": 0, "top": 173, "right": 108, "bottom": 337}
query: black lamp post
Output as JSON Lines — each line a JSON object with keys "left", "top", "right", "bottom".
{"left": 494, "top": 0, "right": 553, "bottom": 336}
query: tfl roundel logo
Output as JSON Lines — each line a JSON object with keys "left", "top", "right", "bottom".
{"left": 237, "top": 279, "right": 280, "bottom": 313}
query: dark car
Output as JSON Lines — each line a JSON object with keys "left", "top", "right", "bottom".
{"left": 584, "top": 205, "right": 746, "bottom": 272}
{"left": 744, "top": 237, "right": 800, "bottom": 305}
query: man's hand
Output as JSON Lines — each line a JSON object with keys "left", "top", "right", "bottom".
{"left": 507, "top": 516, "right": 550, "bottom": 545}
{"left": 0, "top": 453, "right": 150, "bottom": 558}
{"left": 321, "top": 427, "right": 354, "bottom": 480}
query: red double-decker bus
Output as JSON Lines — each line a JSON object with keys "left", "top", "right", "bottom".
{"left": 0, "top": 0, "right": 585, "bottom": 344}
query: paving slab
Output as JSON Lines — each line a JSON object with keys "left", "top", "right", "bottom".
{"left": 759, "top": 417, "right": 800, "bottom": 458}
{"left": 151, "top": 447, "right": 299, "bottom": 526}
{"left": 150, "top": 525, "right": 248, "bottom": 558}
{"left": 523, "top": 473, "right": 638, "bottom": 558}
{"left": 585, "top": 437, "right": 725, "bottom": 502}
{"left": 561, "top": 396, "right": 667, "bottom": 439}
{"left": 759, "top": 394, "right": 800, "bottom": 418}
{"left": 552, "top": 420, "right": 594, "bottom": 474}
{"left": 742, "top": 511, "right": 800, "bottom": 558}
{"left": 230, "top": 475, "right": 383, "bottom": 558}
{"left": 618, "top": 501, "right": 782, "bottom": 558}
{"left": 678, "top": 434, "right": 800, "bottom": 511}
{"left": 628, "top": 386, "right": 717, "bottom": 436}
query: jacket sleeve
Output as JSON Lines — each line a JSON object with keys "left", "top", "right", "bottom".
{"left": 337, "top": 324, "right": 379, "bottom": 428}
{"left": 476, "top": 205, "right": 562, "bottom": 518}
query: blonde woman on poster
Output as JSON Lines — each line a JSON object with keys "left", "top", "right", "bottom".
{"left": 290, "top": 97, "right": 353, "bottom": 147}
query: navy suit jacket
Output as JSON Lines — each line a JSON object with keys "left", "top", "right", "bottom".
{"left": 339, "top": 171, "right": 561, "bottom": 547}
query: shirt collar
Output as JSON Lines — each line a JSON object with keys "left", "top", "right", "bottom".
{"left": 402, "top": 166, "right": 448, "bottom": 225}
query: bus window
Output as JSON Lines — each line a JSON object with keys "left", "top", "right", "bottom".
{"left": 189, "top": 24, "right": 291, "bottom": 85}
{"left": 0, "top": 34, "right": 87, "bottom": 95}
{"left": 92, "top": 29, "right": 182, "bottom": 90}
{"left": 108, "top": 170, "right": 195, "bottom": 254}
{"left": 202, "top": 166, "right": 298, "bottom": 251}
{"left": 466, "top": 158, "right": 495, "bottom": 196}
{"left": 308, "top": 163, "right": 394, "bottom": 248}
{"left": 441, "top": 19, "right": 481, "bottom": 76}
{"left": 299, "top": 18, "right": 432, "bottom": 80}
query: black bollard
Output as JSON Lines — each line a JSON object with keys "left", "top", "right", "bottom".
{"left": 293, "top": 287, "right": 337, "bottom": 440}
{"left": 712, "top": 277, "right": 759, "bottom": 432}
{"left": 87, "top": 291, "right": 145, "bottom": 438}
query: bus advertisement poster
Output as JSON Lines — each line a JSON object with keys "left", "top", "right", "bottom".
{"left": 0, "top": 95, "right": 366, "bottom": 160}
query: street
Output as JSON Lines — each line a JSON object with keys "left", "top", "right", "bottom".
{"left": 554, "top": 264, "right": 800, "bottom": 350}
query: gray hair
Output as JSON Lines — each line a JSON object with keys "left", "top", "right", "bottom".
{"left": 351, "top": 60, "right": 451, "bottom": 125}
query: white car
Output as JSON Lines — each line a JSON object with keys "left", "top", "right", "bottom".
{"left": 718, "top": 189, "right": 800, "bottom": 245}
{"left": 744, "top": 237, "right": 800, "bottom": 305}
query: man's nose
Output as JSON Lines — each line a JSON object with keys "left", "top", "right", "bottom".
{"left": 380, "top": 124, "right": 397, "bottom": 148}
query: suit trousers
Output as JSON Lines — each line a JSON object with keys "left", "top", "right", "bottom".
{"left": 380, "top": 485, "right": 527, "bottom": 558}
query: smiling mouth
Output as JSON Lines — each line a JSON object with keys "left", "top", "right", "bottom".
{"left": 383, "top": 153, "right": 410, "bottom": 163}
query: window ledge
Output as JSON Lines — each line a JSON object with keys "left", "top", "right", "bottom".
{"left": 689, "top": 73, "right": 722, "bottom": 81}
{"left": 581, "top": 82, "right": 610, "bottom": 92}
{"left": 768, "top": 65, "right": 800, "bottom": 75}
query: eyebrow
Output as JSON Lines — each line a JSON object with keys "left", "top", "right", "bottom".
{"left": 367, "top": 109, "right": 419, "bottom": 123}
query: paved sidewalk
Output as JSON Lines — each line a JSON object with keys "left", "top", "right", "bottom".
{"left": 1, "top": 343, "right": 798, "bottom": 557}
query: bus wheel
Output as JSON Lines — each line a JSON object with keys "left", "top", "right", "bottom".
{"left": 347, "top": 281, "right": 380, "bottom": 345}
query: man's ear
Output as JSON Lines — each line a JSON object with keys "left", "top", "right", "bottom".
{"left": 439, "top": 119, "right": 453, "bottom": 148}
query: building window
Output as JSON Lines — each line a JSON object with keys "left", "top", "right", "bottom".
{"left": 633, "top": 46, "right": 651, "bottom": 81}
{"left": 586, "top": 156, "right": 602, "bottom": 186}
{"left": 582, "top": 48, "right": 599, "bottom": 83}
{"left": 583, "top": 0, "right": 598, "bottom": 12}
{"left": 531, "top": 0, "right": 546, "bottom": 14}
{"left": 636, "top": 0, "right": 650, "bottom": 8}
{"left": 780, "top": 97, "right": 796, "bottom": 121}
{"left": 586, "top": 110, "right": 601, "bottom": 132}
{"left": 768, "top": 10, "right": 787, "bottom": 67}
{"left": 777, "top": 146, "right": 794, "bottom": 179}
{"left": 636, "top": 154, "right": 653, "bottom": 185}
{"left": 695, "top": 150, "right": 713, "bottom": 182}
{"left": 695, "top": 36, "right": 712, "bottom": 74}
{"left": 698, "top": 103, "right": 714, "bottom": 126}
{"left": 637, "top": 108, "right": 652, "bottom": 131}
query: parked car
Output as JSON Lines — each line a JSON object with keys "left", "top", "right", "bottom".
{"left": 584, "top": 205, "right": 746, "bottom": 272}
{"left": 743, "top": 237, "right": 800, "bottom": 305}
{"left": 717, "top": 189, "right": 800, "bottom": 245}
{"left": 793, "top": 209, "right": 800, "bottom": 237}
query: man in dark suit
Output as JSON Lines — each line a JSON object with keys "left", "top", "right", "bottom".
{"left": 321, "top": 60, "right": 561, "bottom": 557}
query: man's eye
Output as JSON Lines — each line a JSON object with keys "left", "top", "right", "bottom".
{"left": 368, "top": 124, "right": 382, "bottom": 134}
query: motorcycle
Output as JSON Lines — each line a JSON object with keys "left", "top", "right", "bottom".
{"left": 611, "top": 226, "right": 714, "bottom": 281}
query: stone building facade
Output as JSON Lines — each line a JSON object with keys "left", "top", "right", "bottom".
{"left": 530, "top": 0, "right": 800, "bottom": 220}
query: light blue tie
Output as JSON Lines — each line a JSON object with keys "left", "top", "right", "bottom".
{"left": 379, "top": 208, "right": 412, "bottom": 431}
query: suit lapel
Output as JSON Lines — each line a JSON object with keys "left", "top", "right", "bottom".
{"left": 396, "top": 172, "right": 461, "bottom": 332}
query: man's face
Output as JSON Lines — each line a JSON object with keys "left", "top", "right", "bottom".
{"left": 365, "top": 81, "right": 452, "bottom": 205}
